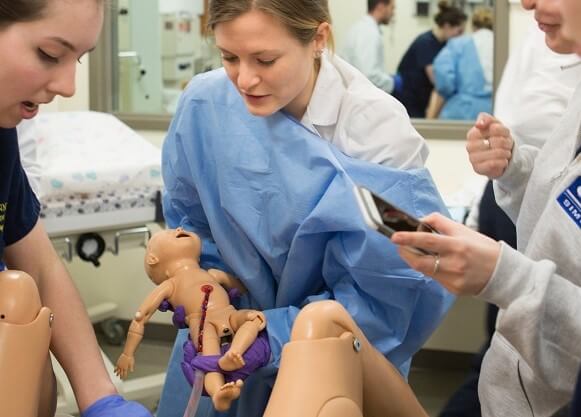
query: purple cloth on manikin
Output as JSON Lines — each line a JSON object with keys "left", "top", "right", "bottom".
{"left": 158, "top": 300, "right": 188, "bottom": 329}
{"left": 180, "top": 330, "right": 271, "bottom": 387}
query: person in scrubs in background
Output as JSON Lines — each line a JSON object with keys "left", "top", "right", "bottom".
{"left": 393, "top": 0, "right": 466, "bottom": 118}
{"left": 155, "top": 0, "right": 453, "bottom": 416}
{"left": 432, "top": 7, "right": 494, "bottom": 121}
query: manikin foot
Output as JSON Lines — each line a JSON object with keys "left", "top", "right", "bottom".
{"left": 212, "top": 380, "right": 244, "bottom": 412}
{"left": 218, "top": 350, "right": 246, "bottom": 371}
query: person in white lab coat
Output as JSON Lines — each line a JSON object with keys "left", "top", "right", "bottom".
{"left": 437, "top": 20, "right": 581, "bottom": 417}
{"left": 392, "top": 0, "right": 581, "bottom": 414}
{"left": 341, "top": 0, "right": 400, "bottom": 94}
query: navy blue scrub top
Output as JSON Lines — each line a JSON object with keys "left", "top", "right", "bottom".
{"left": 394, "top": 30, "right": 446, "bottom": 118}
{"left": 0, "top": 128, "right": 40, "bottom": 263}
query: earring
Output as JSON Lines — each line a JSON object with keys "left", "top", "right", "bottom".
{"left": 314, "top": 49, "right": 324, "bottom": 59}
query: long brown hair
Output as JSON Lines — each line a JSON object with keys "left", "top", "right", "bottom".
{"left": 0, "top": 0, "right": 105, "bottom": 29}
{"left": 208, "top": 0, "right": 335, "bottom": 50}
{"left": 0, "top": 0, "right": 46, "bottom": 28}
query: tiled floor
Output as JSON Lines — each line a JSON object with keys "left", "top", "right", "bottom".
{"left": 93, "top": 337, "right": 472, "bottom": 417}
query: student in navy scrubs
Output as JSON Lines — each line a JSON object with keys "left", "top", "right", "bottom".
{"left": 394, "top": 1, "right": 466, "bottom": 118}
{"left": 0, "top": 1, "right": 152, "bottom": 416}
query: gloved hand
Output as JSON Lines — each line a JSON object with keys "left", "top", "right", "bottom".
{"left": 158, "top": 300, "right": 187, "bottom": 329}
{"left": 181, "top": 330, "right": 271, "bottom": 387}
{"left": 392, "top": 73, "right": 403, "bottom": 95}
{"left": 81, "top": 394, "right": 152, "bottom": 417}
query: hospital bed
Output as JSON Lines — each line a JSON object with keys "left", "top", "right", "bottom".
{"left": 21, "top": 111, "right": 166, "bottom": 414}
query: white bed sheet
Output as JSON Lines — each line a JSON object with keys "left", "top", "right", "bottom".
{"left": 29, "top": 111, "right": 162, "bottom": 199}
{"left": 17, "top": 111, "right": 164, "bottom": 235}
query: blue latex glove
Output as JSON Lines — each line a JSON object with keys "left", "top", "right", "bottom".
{"left": 392, "top": 73, "right": 403, "bottom": 95}
{"left": 81, "top": 394, "right": 152, "bottom": 417}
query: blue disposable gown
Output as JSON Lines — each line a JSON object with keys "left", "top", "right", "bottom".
{"left": 434, "top": 31, "right": 493, "bottom": 120}
{"left": 156, "top": 68, "right": 454, "bottom": 417}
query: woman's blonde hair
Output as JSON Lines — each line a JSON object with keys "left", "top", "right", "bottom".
{"left": 472, "top": 7, "right": 493, "bottom": 31}
{"left": 208, "top": 0, "right": 334, "bottom": 51}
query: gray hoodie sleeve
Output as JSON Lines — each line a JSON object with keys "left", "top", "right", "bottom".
{"left": 477, "top": 242, "right": 581, "bottom": 390}
{"left": 493, "top": 142, "right": 539, "bottom": 223}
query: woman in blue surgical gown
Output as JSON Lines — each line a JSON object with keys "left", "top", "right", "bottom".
{"left": 433, "top": 8, "right": 494, "bottom": 120}
{"left": 156, "top": 1, "right": 454, "bottom": 416}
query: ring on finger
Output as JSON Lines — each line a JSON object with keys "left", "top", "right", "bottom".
{"left": 483, "top": 138, "right": 491, "bottom": 149}
{"left": 432, "top": 254, "right": 441, "bottom": 276}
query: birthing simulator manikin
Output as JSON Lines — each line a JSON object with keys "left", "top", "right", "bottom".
{"left": 115, "top": 229, "right": 431, "bottom": 417}
{"left": 114, "top": 228, "right": 266, "bottom": 412}
{"left": 262, "top": 299, "right": 429, "bottom": 417}
{"left": 0, "top": 270, "right": 54, "bottom": 417}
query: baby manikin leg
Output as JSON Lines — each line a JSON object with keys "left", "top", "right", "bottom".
{"left": 264, "top": 331, "right": 364, "bottom": 417}
{"left": 0, "top": 270, "right": 53, "bottom": 417}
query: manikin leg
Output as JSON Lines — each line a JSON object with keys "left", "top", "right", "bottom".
{"left": 191, "top": 322, "right": 243, "bottom": 412}
{"left": 263, "top": 300, "right": 428, "bottom": 417}
{"left": 220, "top": 310, "right": 266, "bottom": 371}
{"left": 0, "top": 270, "right": 54, "bottom": 417}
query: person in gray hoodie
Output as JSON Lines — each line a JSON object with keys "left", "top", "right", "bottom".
{"left": 390, "top": 0, "right": 581, "bottom": 415}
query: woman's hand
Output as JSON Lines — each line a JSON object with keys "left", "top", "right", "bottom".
{"left": 391, "top": 213, "right": 501, "bottom": 296}
{"left": 467, "top": 113, "right": 514, "bottom": 179}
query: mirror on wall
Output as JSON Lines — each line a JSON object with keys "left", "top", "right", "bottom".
{"left": 92, "top": 0, "right": 506, "bottom": 135}
{"left": 333, "top": 0, "right": 495, "bottom": 121}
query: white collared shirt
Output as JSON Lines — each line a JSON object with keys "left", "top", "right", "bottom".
{"left": 301, "top": 52, "right": 429, "bottom": 170}
{"left": 341, "top": 15, "right": 394, "bottom": 93}
{"left": 495, "top": 23, "right": 581, "bottom": 149}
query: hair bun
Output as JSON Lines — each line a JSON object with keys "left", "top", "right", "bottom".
{"left": 438, "top": 0, "right": 450, "bottom": 11}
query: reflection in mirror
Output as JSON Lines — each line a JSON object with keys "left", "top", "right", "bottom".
{"left": 334, "top": 0, "right": 495, "bottom": 121}
{"left": 109, "top": 0, "right": 498, "bottom": 125}
{"left": 114, "top": 0, "right": 221, "bottom": 114}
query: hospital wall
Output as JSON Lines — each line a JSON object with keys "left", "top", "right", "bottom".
{"left": 47, "top": 5, "right": 532, "bottom": 353}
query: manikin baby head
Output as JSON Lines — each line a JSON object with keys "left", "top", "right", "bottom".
{"left": 144, "top": 228, "right": 203, "bottom": 284}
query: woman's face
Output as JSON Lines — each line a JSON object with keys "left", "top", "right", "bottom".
{"left": 214, "top": 9, "right": 325, "bottom": 120}
{"left": 0, "top": 0, "right": 103, "bottom": 128}
{"left": 521, "top": 0, "right": 576, "bottom": 53}
{"left": 560, "top": 0, "right": 581, "bottom": 53}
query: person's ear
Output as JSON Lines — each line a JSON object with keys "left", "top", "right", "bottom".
{"left": 146, "top": 253, "right": 159, "bottom": 266}
{"left": 313, "top": 22, "right": 330, "bottom": 54}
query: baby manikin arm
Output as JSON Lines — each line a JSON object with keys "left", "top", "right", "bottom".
{"left": 0, "top": 270, "right": 53, "bottom": 417}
